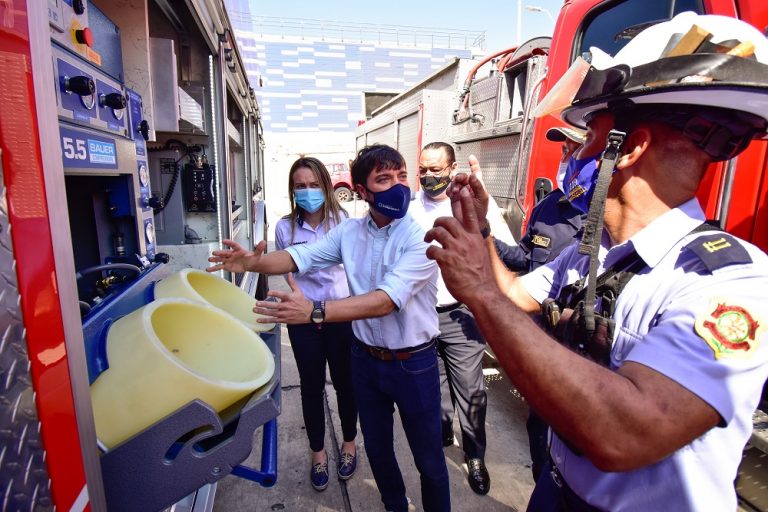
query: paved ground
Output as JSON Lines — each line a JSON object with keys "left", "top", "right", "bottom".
{"left": 212, "top": 270, "right": 536, "bottom": 512}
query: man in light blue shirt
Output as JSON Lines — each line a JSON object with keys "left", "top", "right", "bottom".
{"left": 208, "top": 144, "right": 449, "bottom": 512}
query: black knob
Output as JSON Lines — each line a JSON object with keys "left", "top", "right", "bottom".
{"left": 153, "top": 253, "right": 170, "bottom": 264}
{"left": 101, "top": 92, "right": 126, "bottom": 110}
{"left": 72, "top": 0, "right": 86, "bottom": 15}
{"left": 147, "top": 195, "right": 163, "bottom": 209}
{"left": 65, "top": 75, "right": 95, "bottom": 96}
{"left": 138, "top": 120, "right": 149, "bottom": 141}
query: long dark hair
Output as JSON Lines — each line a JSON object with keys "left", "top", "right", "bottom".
{"left": 285, "top": 157, "right": 347, "bottom": 243}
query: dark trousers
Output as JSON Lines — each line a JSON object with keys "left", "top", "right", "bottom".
{"left": 436, "top": 305, "right": 487, "bottom": 459}
{"left": 287, "top": 321, "right": 358, "bottom": 452}
{"left": 351, "top": 338, "right": 451, "bottom": 512}
{"left": 527, "top": 410, "right": 549, "bottom": 481}
{"left": 527, "top": 461, "right": 601, "bottom": 512}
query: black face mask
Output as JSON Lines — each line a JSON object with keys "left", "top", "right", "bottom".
{"left": 420, "top": 174, "right": 451, "bottom": 198}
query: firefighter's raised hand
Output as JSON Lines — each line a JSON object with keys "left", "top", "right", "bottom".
{"left": 448, "top": 154, "right": 491, "bottom": 233}
{"left": 426, "top": 185, "right": 494, "bottom": 305}
{"left": 253, "top": 272, "right": 312, "bottom": 324}
{"left": 207, "top": 239, "right": 267, "bottom": 273}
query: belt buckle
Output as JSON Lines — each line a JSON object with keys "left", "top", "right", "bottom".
{"left": 550, "top": 466, "right": 564, "bottom": 488}
{"left": 370, "top": 346, "right": 392, "bottom": 361}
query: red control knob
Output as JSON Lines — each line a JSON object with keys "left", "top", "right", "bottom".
{"left": 74, "top": 27, "right": 94, "bottom": 48}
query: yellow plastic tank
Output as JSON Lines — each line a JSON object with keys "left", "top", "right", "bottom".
{"left": 154, "top": 268, "right": 275, "bottom": 332}
{"left": 90, "top": 298, "right": 275, "bottom": 449}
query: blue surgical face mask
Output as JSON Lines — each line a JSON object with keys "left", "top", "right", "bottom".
{"left": 368, "top": 183, "right": 410, "bottom": 219}
{"left": 562, "top": 151, "right": 604, "bottom": 213}
{"left": 294, "top": 188, "right": 325, "bottom": 213}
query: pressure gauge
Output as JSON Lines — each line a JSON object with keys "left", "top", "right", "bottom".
{"left": 138, "top": 164, "right": 149, "bottom": 187}
{"left": 145, "top": 222, "right": 155, "bottom": 244}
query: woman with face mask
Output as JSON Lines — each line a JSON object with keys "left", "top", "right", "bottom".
{"left": 274, "top": 157, "right": 358, "bottom": 492}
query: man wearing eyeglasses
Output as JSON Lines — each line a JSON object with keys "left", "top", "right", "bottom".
{"left": 410, "top": 141, "right": 515, "bottom": 495}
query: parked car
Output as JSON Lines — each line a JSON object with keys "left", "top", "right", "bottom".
{"left": 327, "top": 162, "right": 355, "bottom": 202}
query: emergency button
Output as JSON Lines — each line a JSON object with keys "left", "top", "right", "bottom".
{"left": 74, "top": 27, "right": 94, "bottom": 48}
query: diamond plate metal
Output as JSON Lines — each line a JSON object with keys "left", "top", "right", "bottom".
{"left": 454, "top": 135, "right": 520, "bottom": 199}
{"left": 0, "top": 157, "right": 53, "bottom": 511}
{"left": 453, "top": 74, "right": 502, "bottom": 138}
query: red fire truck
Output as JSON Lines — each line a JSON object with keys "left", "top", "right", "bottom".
{"left": 1, "top": 0, "right": 279, "bottom": 510}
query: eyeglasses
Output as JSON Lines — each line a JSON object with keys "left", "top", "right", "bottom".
{"left": 418, "top": 165, "right": 452, "bottom": 177}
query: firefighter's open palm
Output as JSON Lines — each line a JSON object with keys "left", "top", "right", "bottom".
{"left": 253, "top": 273, "right": 312, "bottom": 324}
{"left": 207, "top": 239, "right": 267, "bottom": 273}
{"left": 426, "top": 186, "right": 494, "bottom": 306}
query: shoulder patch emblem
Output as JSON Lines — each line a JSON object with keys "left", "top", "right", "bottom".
{"left": 531, "top": 234, "right": 551, "bottom": 248}
{"left": 695, "top": 299, "right": 765, "bottom": 359}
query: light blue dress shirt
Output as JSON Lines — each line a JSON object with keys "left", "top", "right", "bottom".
{"left": 286, "top": 212, "right": 439, "bottom": 350}
{"left": 521, "top": 198, "right": 768, "bottom": 511}
{"left": 274, "top": 215, "right": 350, "bottom": 302}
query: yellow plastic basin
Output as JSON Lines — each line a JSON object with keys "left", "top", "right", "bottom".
{"left": 90, "top": 298, "right": 275, "bottom": 449}
{"left": 154, "top": 268, "right": 275, "bottom": 332}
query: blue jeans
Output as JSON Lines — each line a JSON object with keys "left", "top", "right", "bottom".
{"left": 351, "top": 339, "right": 451, "bottom": 512}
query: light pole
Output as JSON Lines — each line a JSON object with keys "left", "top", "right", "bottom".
{"left": 525, "top": 5, "right": 556, "bottom": 26}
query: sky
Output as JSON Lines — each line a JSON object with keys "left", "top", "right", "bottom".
{"left": 239, "top": 0, "right": 565, "bottom": 54}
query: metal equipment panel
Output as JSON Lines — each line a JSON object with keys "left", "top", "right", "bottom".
{"left": 397, "top": 112, "right": 420, "bottom": 188}
{"left": 454, "top": 134, "right": 524, "bottom": 238}
{"left": 367, "top": 123, "right": 395, "bottom": 147}
{"left": 453, "top": 75, "right": 502, "bottom": 139}
{"left": 421, "top": 90, "right": 455, "bottom": 147}
{"left": 454, "top": 134, "right": 520, "bottom": 199}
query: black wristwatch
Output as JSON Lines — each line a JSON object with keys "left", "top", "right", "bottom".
{"left": 310, "top": 300, "right": 326, "bottom": 325}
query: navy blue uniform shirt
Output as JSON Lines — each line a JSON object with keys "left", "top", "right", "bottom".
{"left": 494, "top": 189, "right": 583, "bottom": 273}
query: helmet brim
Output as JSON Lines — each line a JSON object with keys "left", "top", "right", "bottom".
{"left": 562, "top": 84, "right": 768, "bottom": 140}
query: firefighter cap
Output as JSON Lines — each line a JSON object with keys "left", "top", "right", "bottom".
{"left": 546, "top": 11, "right": 768, "bottom": 161}
{"left": 546, "top": 126, "right": 586, "bottom": 144}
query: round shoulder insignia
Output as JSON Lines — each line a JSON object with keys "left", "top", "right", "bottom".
{"left": 695, "top": 298, "right": 765, "bottom": 359}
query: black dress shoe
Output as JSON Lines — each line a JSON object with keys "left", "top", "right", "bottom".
{"left": 466, "top": 456, "right": 490, "bottom": 495}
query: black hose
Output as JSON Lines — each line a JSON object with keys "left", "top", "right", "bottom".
{"left": 75, "top": 263, "right": 142, "bottom": 280}
{"left": 79, "top": 301, "right": 92, "bottom": 316}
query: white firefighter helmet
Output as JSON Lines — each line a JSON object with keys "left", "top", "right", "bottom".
{"left": 539, "top": 11, "right": 768, "bottom": 161}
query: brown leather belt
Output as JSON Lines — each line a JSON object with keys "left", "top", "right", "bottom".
{"left": 355, "top": 338, "right": 435, "bottom": 361}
